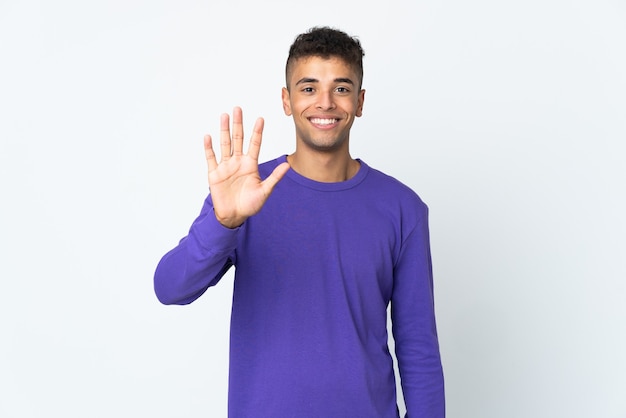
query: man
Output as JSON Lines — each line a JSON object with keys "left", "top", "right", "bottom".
{"left": 154, "top": 26, "right": 445, "bottom": 417}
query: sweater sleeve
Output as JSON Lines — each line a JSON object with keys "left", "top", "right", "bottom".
{"left": 391, "top": 206, "right": 445, "bottom": 418}
{"left": 154, "top": 195, "right": 239, "bottom": 305}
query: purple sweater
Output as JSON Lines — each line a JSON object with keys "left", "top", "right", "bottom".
{"left": 154, "top": 156, "right": 445, "bottom": 418}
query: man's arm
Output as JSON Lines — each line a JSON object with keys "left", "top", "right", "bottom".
{"left": 391, "top": 207, "right": 445, "bottom": 418}
{"left": 153, "top": 194, "right": 238, "bottom": 305}
{"left": 154, "top": 107, "right": 289, "bottom": 304}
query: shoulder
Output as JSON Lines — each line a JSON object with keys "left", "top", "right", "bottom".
{"left": 362, "top": 162, "right": 428, "bottom": 215}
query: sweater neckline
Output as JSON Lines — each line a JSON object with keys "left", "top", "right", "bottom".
{"left": 278, "top": 154, "right": 369, "bottom": 191}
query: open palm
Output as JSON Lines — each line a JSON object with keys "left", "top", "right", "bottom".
{"left": 204, "top": 107, "right": 289, "bottom": 228}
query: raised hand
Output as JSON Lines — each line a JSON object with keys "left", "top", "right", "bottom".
{"left": 204, "top": 107, "right": 290, "bottom": 228}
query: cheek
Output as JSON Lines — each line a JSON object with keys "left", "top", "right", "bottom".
{"left": 294, "top": 103, "right": 313, "bottom": 117}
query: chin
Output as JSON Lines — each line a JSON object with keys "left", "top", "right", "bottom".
{"left": 304, "top": 139, "right": 346, "bottom": 153}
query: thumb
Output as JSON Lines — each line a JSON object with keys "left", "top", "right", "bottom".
{"left": 261, "top": 162, "right": 290, "bottom": 195}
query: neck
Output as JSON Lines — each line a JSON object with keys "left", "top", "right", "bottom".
{"left": 287, "top": 149, "right": 360, "bottom": 183}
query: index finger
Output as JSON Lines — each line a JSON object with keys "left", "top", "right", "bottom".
{"left": 246, "top": 117, "right": 264, "bottom": 161}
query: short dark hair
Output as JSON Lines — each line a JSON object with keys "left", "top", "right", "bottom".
{"left": 285, "top": 26, "right": 365, "bottom": 89}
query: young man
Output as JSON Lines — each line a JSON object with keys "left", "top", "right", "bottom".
{"left": 154, "top": 27, "right": 445, "bottom": 417}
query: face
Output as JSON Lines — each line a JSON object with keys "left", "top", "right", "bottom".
{"left": 282, "top": 56, "right": 365, "bottom": 153}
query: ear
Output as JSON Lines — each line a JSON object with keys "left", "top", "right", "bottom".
{"left": 281, "top": 87, "right": 292, "bottom": 116}
{"left": 355, "top": 89, "right": 365, "bottom": 117}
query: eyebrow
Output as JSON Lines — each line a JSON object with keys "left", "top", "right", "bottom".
{"left": 295, "top": 77, "right": 355, "bottom": 86}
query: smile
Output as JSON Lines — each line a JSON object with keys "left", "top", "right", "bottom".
{"left": 309, "top": 118, "right": 338, "bottom": 125}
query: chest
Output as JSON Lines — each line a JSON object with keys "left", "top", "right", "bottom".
{"left": 236, "top": 190, "right": 401, "bottom": 302}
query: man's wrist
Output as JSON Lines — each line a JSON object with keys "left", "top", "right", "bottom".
{"left": 215, "top": 212, "right": 245, "bottom": 229}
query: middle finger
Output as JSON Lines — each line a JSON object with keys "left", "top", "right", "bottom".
{"left": 231, "top": 106, "right": 244, "bottom": 156}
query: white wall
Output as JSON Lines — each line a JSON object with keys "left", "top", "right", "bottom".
{"left": 1, "top": 1, "right": 625, "bottom": 417}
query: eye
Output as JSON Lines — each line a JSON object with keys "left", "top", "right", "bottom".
{"left": 301, "top": 87, "right": 314, "bottom": 93}
{"left": 335, "top": 86, "right": 350, "bottom": 94}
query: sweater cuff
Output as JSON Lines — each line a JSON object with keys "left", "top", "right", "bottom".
{"left": 190, "top": 207, "right": 241, "bottom": 254}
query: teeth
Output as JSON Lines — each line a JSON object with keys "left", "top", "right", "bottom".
{"left": 310, "top": 118, "right": 337, "bottom": 125}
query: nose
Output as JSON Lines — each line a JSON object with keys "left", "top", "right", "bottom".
{"left": 316, "top": 90, "right": 336, "bottom": 110}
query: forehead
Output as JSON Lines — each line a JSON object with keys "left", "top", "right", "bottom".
{"left": 287, "top": 56, "right": 358, "bottom": 84}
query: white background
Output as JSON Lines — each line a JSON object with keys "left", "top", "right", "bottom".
{"left": 1, "top": 1, "right": 625, "bottom": 417}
